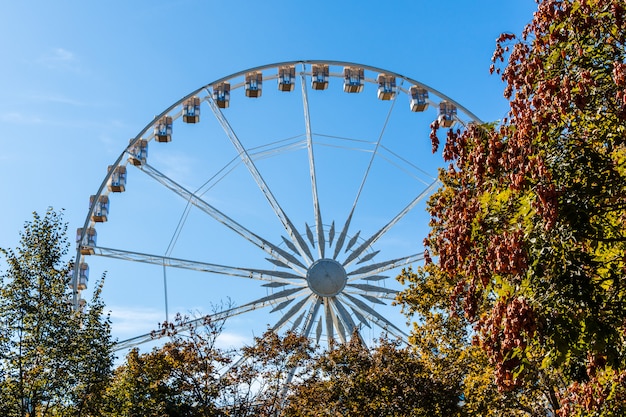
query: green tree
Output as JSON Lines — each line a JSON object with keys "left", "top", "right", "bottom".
{"left": 397, "top": 267, "right": 561, "bottom": 416}
{"left": 103, "top": 318, "right": 312, "bottom": 416}
{"left": 282, "top": 334, "right": 461, "bottom": 417}
{"left": 102, "top": 347, "right": 174, "bottom": 416}
{"left": 222, "top": 330, "right": 314, "bottom": 417}
{"left": 0, "top": 209, "right": 113, "bottom": 417}
{"left": 400, "top": 0, "right": 626, "bottom": 415}
{"left": 102, "top": 314, "right": 229, "bottom": 417}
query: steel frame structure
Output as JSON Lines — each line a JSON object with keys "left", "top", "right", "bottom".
{"left": 74, "top": 60, "right": 481, "bottom": 352}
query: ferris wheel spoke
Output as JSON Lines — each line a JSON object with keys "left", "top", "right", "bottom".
{"left": 342, "top": 179, "right": 439, "bottom": 268}
{"left": 115, "top": 289, "right": 304, "bottom": 351}
{"left": 367, "top": 317, "right": 408, "bottom": 341}
{"left": 332, "top": 91, "right": 398, "bottom": 259}
{"left": 375, "top": 294, "right": 399, "bottom": 302}
{"left": 335, "top": 314, "right": 348, "bottom": 343}
{"left": 114, "top": 333, "right": 160, "bottom": 351}
{"left": 281, "top": 236, "right": 299, "bottom": 256}
{"left": 301, "top": 296, "right": 322, "bottom": 338}
{"left": 345, "top": 231, "right": 361, "bottom": 253}
{"left": 343, "top": 287, "right": 397, "bottom": 304}
{"left": 305, "top": 224, "right": 316, "bottom": 248}
{"left": 270, "top": 298, "right": 294, "bottom": 313}
{"left": 324, "top": 300, "right": 336, "bottom": 345}
{"left": 329, "top": 298, "right": 348, "bottom": 343}
{"left": 359, "top": 294, "right": 387, "bottom": 305}
{"left": 341, "top": 293, "right": 408, "bottom": 339}
{"left": 328, "top": 221, "right": 335, "bottom": 247}
{"left": 300, "top": 67, "right": 325, "bottom": 259}
{"left": 347, "top": 253, "right": 425, "bottom": 280}
{"left": 356, "top": 250, "right": 380, "bottom": 264}
{"left": 333, "top": 298, "right": 358, "bottom": 336}
{"left": 248, "top": 286, "right": 308, "bottom": 306}
{"left": 206, "top": 94, "right": 314, "bottom": 265}
{"left": 337, "top": 295, "right": 371, "bottom": 329}
{"left": 291, "top": 311, "right": 307, "bottom": 331}
{"left": 272, "top": 293, "right": 314, "bottom": 330}
{"left": 360, "top": 274, "right": 388, "bottom": 282}
{"left": 332, "top": 211, "right": 354, "bottom": 260}
{"left": 90, "top": 245, "right": 304, "bottom": 283}
{"left": 315, "top": 316, "right": 323, "bottom": 344}
{"left": 136, "top": 162, "right": 307, "bottom": 273}
{"left": 345, "top": 283, "right": 397, "bottom": 296}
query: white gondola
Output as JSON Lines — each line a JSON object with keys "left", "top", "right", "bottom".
{"left": 154, "top": 116, "right": 173, "bottom": 142}
{"left": 107, "top": 165, "right": 127, "bottom": 192}
{"left": 182, "top": 97, "right": 201, "bottom": 123}
{"left": 213, "top": 82, "right": 230, "bottom": 108}
{"left": 438, "top": 101, "right": 457, "bottom": 128}
{"left": 376, "top": 73, "right": 396, "bottom": 100}
{"left": 90, "top": 195, "right": 109, "bottom": 223}
{"left": 311, "top": 64, "right": 329, "bottom": 90}
{"left": 245, "top": 72, "right": 263, "bottom": 97}
{"left": 76, "top": 227, "right": 97, "bottom": 255}
{"left": 128, "top": 139, "right": 148, "bottom": 166}
{"left": 277, "top": 65, "right": 295, "bottom": 92}
{"left": 343, "top": 66, "right": 364, "bottom": 93}
{"left": 78, "top": 263, "right": 89, "bottom": 290}
{"left": 409, "top": 86, "right": 429, "bottom": 112}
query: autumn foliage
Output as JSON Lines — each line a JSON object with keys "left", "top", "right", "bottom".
{"left": 403, "top": 0, "right": 626, "bottom": 415}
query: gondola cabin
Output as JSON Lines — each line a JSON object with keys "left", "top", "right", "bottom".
{"left": 213, "top": 82, "right": 230, "bottom": 108}
{"left": 278, "top": 65, "right": 296, "bottom": 92}
{"left": 90, "top": 195, "right": 109, "bottom": 223}
{"left": 107, "top": 165, "right": 127, "bottom": 192}
{"left": 245, "top": 72, "right": 263, "bottom": 97}
{"left": 128, "top": 139, "right": 148, "bottom": 166}
{"left": 311, "top": 64, "right": 329, "bottom": 90}
{"left": 343, "top": 66, "right": 364, "bottom": 93}
{"left": 376, "top": 73, "right": 396, "bottom": 100}
{"left": 76, "top": 227, "right": 97, "bottom": 255}
{"left": 438, "top": 101, "right": 457, "bottom": 128}
{"left": 182, "top": 97, "right": 201, "bottom": 123}
{"left": 409, "top": 86, "right": 429, "bottom": 112}
{"left": 154, "top": 116, "right": 173, "bottom": 142}
{"left": 78, "top": 263, "right": 89, "bottom": 290}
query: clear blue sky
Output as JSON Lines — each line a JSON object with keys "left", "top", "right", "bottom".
{"left": 0, "top": 1, "right": 538, "bottom": 351}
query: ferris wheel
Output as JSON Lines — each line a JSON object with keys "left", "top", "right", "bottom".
{"left": 73, "top": 60, "right": 480, "bottom": 351}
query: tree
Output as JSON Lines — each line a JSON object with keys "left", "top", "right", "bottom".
{"left": 103, "top": 316, "right": 313, "bottom": 417}
{"left": 397, "top": 267, "right": 561, "bottom": 416}
{"left": 399, "top": 0, "right": 626, "bottom": 415}
{"left": 102, "top": 314, "right": 230, "bottom": 417}
{"left": 0, "top": 209, "right": 114, "bottom": 417}
{"left": 282, "top": 334, "right": 461, "bottom": 417}
{"left": 220, "top": 330, "right": 314, "bottom": 417}
{"left": 104, "top": 320, "right": 462, "bottom": 416}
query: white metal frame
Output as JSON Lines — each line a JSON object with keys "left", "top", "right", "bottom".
{"left": 74, "top": 60, "right": 482, "bottom": 351}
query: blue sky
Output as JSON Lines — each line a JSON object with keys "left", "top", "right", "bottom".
{"left": 0, "top": 1, "right": 538, "bottom": 352}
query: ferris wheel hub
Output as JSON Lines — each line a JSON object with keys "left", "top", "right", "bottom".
{"left": 306, "top": 258, "right": 347, "bottom": 297}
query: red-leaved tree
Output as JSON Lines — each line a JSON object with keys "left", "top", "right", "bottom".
{"left": 400, "top": 1, "right": 626, "bottom": 415}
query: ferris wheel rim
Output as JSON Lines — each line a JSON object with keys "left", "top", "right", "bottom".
{"left": 73, "top": 60, "right": 481, "bottom": 350}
